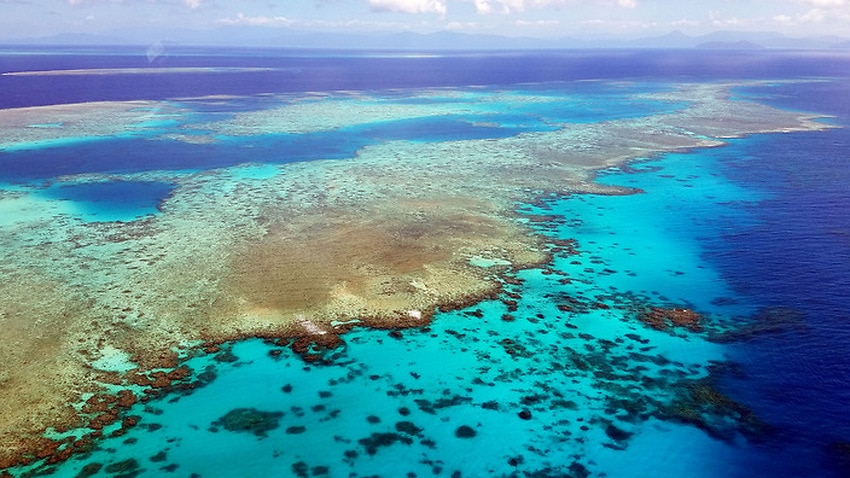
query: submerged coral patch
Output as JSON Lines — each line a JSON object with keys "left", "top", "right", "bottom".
{"left": 358, "top": 432, "right": 414, "bottom": 455}
{"left": 454, "top": 425, "right": 477, "bottom": 439}
{"left": 211, "top": 408, "right": 284, "bottom": 438}
{"left": 639, "top": 307, "right": 704, "bottom": 333}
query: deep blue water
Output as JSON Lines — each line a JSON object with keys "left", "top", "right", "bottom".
{"left": 0, "top": 134, "right": 363, "bottom": 182}
{"left": 2, "top": 48, "right": 850, "bottom": 476}
{"left": 2, "top": 47, "right": 850, "bottom": 109}
{"left": 707, "top": 81, "right": 850, "bottom": 476}
{"left": 579, "top": 96, "right": 850, "bottom": 475}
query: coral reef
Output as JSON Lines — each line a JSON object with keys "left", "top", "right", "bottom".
{"left": 639, "top": 307, "right": 704, "bottom": 332}
{"left": 210, "top": 408, "right": 284, "bottom": 438}
{"left": 0, "top": 81, "right": 834, "bottom": 468}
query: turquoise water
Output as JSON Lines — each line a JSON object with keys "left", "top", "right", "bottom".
{"left": 39, "top": 181, "right": 174, "bottom": 222}
{"left": 549, "top": 152, "right": 764, "bottom": 316}
{"left": 23, "top": 134, "right": 777, "bottom": 478}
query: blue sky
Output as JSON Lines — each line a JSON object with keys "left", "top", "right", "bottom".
{"left": 2, "top": 0, "right": 849, "bottom": 40}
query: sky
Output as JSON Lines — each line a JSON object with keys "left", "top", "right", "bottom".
{"left": 1, "top": 0, "right": 849, "bottom": 41}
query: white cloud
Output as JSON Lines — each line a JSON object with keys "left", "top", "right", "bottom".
{"left": 670, "top": 18, "right": 700, "bottom": 27}
{"left": 445, "top": 20, "right": 481, "bottom": 29}
{"left": 218, "top": 13, "right": 296, "bottom": 26}
{"left": 469, "top": 0, "right": 637, "bottom": 15}
{"left": 711, "top": 16, "right": 743, "bottom": 27}
{"left": 515, "top": 19, "right": 560, "bottom": 26}
{"left": 470, "top": 1, "right": 567, "bottom": 14}
{"left": 708, "top": 10, "right": 746, "bottom": 28}
{"left": 369, "top": 0, "right": 448, "bottom": 16}
{"left": 472, "top": 0, "right": 525, "bottom": 14}
{"left": 68, "top": 0, "right": 203, "bottom": 8}
{"left": 217, "top": 14, "right": 420, "bottom": 32}
{"left": 801, "top": 7, "right": 828, "bottom": 22}
{"left": 799, "top": 0, "right": 846, "bottom": 6}
{"left": 471, "top": 0, "right": 494, "bottom": 14}
{"left": 786, "top": 0, "right": 850, "bottom": 26}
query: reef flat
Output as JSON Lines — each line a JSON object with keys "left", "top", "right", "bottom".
{"left": 1, "top": 67, "right": 277, "bottom": 77}
{"left": 0, "top": 101, "right": 180, "bottom": 151}
{"left": 0, "top": 81, "right": 833, "bottom": 468}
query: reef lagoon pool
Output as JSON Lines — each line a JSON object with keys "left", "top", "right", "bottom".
{"left": 1, "top": 48, "right": 849, "bottom": 477}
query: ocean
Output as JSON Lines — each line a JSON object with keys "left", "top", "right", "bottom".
{"left": 0, "top": 47, "right": 849, "bottom": 477}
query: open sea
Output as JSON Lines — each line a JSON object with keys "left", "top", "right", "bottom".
{"left": 1, "top": 47, "right": 849, "bottom": 477}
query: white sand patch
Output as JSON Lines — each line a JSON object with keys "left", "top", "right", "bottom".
{"left": 90, "top": 345, "right": 137, "bottom": 373}
{"left": 330, "top": 319, "right": 362, "bottom": 327}
{"left": 469, "top": 255, "right": 512, "bottom": 268}
{"left": 297, "top": 315, "right": 328, "bottom": 335}
{"left": 409, "top": 279, "right": 430, "bottom": 292}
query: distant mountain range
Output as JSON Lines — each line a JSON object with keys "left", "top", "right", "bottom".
{"left": 3, "top": 28, "right": 850, "bottom": 51}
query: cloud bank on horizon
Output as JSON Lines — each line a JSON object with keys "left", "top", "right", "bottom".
{"left": 2, "top": 0, "right": 849, "bottom": 40}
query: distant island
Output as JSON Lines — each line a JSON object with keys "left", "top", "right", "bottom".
{"left": 2, "top": 29, "right": 849, "bottom": 51}
{"left": 696, "top": 40, "right": 766, "bottom": 49}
